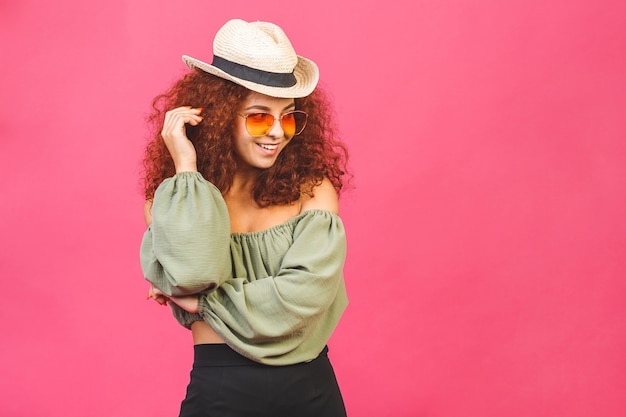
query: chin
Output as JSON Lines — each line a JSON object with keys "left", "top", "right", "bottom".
{"left": 253, "top": 156, "right": 280, "bottom": 170}
{"left": 257, "top": 161, "right": 278, "bottom": 170}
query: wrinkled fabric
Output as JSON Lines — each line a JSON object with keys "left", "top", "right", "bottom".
{"left": 141, "top": 172, "right": 348, "bottom": 365}
{"left": 140, "top": 172, "right": 231, "bottom": 296}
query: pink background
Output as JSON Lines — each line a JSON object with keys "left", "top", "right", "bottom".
{"left": 1, "top": 1, "right": 625, "bottom": 416}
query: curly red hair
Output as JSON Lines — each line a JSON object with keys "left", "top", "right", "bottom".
{"left": 142, "top": 70, "right": 349, "bottom": 206}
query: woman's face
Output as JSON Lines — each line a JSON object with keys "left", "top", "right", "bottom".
{"left": 233, "top": 91, "right": 296, "bottom": 170}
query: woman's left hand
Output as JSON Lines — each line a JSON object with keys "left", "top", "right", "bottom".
{"left": 147, "top": 284, "right": 169, "bottom": 306}
{"left": 147, "top": 284, "right": 199, "bottom": 313}
{"left": 148, "top": 284, "right": 198, "bottom": 313}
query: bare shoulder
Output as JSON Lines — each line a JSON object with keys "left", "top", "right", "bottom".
{"left": 300, "top": 178, "right": 339, "bottom": 214}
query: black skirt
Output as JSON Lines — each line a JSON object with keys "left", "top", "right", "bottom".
{"left": 178, "top": 344, "right": 347, "bottom": 417}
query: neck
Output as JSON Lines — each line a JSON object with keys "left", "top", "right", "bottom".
{"left": 228, "top": 167, "right": 259, "bottom": 199}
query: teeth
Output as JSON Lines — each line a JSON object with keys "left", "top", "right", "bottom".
{"left": 258, "top": 144, "right": 278, "bottom": 150}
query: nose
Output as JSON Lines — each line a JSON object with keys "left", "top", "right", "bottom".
{"left": 267, "top": 115, "right": 285, "bottom": 138}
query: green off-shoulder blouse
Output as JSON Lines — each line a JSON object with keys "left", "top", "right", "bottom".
{"left": 140, "top": 172, "right": 348, "bottom": 366}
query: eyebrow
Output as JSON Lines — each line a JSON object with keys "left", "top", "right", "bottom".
{"left": 243, "top": 102, "right": 296, "bottom": 112}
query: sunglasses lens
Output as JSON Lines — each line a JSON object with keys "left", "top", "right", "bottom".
{"left": 245, "top": 113, "right": 275, "bottom": 137}
{"left": 280, "top": 113, "right": 297, "bottom": 136}
{"left": 282, "top": 111, "right": 308, "bottom": 137}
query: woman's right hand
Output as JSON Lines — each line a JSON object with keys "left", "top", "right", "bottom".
{"left": 161, "top": 106, "right": 204, "bottom": 173}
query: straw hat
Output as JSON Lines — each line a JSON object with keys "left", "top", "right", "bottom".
{"left": 182, "top": 19, "right": 319, "bottom": 98}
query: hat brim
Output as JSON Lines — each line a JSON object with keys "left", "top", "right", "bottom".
{"left": 182, "top": 55, "right": 319, "bottom": 99}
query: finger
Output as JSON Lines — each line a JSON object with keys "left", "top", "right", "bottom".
{"left": 162, "top": 112, "right": 201, "bottom": 131}
{"left": 161, "top": 114, "right": 203, "bottom": 139}
{"left": 152, "top": 287, "right": 165, "bottom": 297}
{"left": 149, "top": 293, "right": 169, "bottom": 306}
{"left": 163, "top": 107, "right": 203, "bottom": 124}
{"left": 164, "top": 106, "right": 203, "bottom": 120}
{"left": 187, "top": 115, "right": 204, "bottom": 126}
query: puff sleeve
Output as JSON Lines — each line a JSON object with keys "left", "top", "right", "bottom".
{"left": 140, "top": 172, "right": 232, "bottom": 296}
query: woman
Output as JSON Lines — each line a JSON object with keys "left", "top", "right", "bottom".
{"left": 140, "top": 19, "right": 350, "bottom": 416}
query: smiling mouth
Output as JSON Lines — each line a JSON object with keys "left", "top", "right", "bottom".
{"left": 257, "top": 143, "right": 279, "bottom": 150}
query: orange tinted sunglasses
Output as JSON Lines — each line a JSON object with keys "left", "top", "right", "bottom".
{"left": 238, "top": 111, "right": 308, "bottom": 138}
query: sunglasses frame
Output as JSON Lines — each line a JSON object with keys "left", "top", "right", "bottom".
{"left": 237, "top": 110, "right": 308, "bottom": 138}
